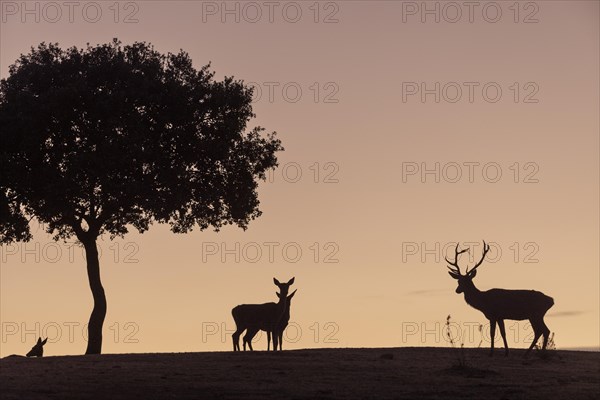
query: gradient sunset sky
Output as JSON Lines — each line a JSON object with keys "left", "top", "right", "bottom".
{"left": 1, "top": 1, "right": 598, "bottom": 356}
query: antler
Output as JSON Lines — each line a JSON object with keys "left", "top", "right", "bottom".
{"left": 466, "top": 240, "right": 490, "bottom": 275}
{"left": 446, "top": 242, "right": 469, "bottom": 275}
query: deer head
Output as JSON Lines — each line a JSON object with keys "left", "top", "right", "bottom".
{"left": 26, "top": 337, "right": 47, "bottom": 357}
{"left": 276, "top": 289, "right": 297, "bottom": 302}
{"left": 273, "top": 277, "right": 295, "bottom": 297}
{"left": 446, "top": 241, "right": 490, "bottom": 293}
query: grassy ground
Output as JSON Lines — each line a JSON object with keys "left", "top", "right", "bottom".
{"left": 1, "top": 347, "right": 598, "bottom": 399}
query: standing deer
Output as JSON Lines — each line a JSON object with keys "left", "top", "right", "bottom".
{"left": 446, "top": 241, "right": 554, "bottom": 356}
{"left": 243, "top": 289, "right": 297, "bottom": 351}
{"left": 231, "top": 277, "right": 295, "bottom": 351}
{"left": 26, "top": 337, "right": 47, "bottom": 357}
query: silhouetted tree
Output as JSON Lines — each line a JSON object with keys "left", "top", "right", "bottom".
{"left": 0, "top": 39, "right": 283, "bottom": 354}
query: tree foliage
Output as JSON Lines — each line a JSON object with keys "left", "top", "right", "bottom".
{"left": 0, "top": 39, "right": 283, "bottom": 243}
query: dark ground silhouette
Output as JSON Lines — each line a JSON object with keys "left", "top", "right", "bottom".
{"left": 1, "top": 348, "right": 598, "bottom": 400}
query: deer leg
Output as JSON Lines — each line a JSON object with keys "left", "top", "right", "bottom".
{"left": 267, "top": 331, "right": 271, "bottom": 351}
{"left": 232, "top": 330, "right": 242, "bottom": 352}
{"left": 272, "top": 331, "right": 279, "bottom": 351}
{"left": 540, "top": 320, "right": 550, "bottom": 350}
{"left": 278, "top": 331, "right": 283, "bottom": 351}
{"left": 497, "top": 319, "right": 509, "bottom": 356}
{"left": 243, "top": 329, "right": 257, "bottom": 351}
{"left": 273, "top": 330, "right": 281, "bottom": 351}
{"left": 525, "top": 318, "right": 543, "bottom": 356}
{"left": 250, "top": 328, "right": 259, "bottom": 351}
{"left": 489, "top": 320, "right": 496, "bottom": 356}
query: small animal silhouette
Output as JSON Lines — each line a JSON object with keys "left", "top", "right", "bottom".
{"left": 26, "top": 337, "right": 47, "bottom": 357}
{"left": 243, "top": 290, "right": 297, "bottom": 351}
{"left": 446, "top": 241, "right": 554, "bottom": 356}
{"left": 231, "top": 277, "right": 295, "bottom": 351}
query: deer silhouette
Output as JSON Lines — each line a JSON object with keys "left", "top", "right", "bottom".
{"left": 446, "top": 241, "right": 554, "bottom": 356}
{"left": 231, "top": 277, "right": 295, "bottom": 351}
{"left": 243, "top": 289, "right": 297, "bottom": 351}
{"left": 26, "top": 337, "right": 47, "bottom": 357}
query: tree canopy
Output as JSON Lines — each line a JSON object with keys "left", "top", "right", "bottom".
{"left": 1, "top": 39, "right": 282, "bottom": 243}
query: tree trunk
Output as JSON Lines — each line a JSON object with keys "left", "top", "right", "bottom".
{"left": 83, "top": 238, "right": 106, "bottom": 354}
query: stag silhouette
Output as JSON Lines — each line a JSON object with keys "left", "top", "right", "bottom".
{"left": 446, "top": 241, "right": 554, "bottom": 356}
{"left": 243, "top": 289, "right": 297, "bottom": 351}
{"left": 231, "top": 277, "right": 295, "bottom": 351}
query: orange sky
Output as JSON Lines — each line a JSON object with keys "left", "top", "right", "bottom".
{"left": 1, "top": 1, "right": 598, "bottom": 356}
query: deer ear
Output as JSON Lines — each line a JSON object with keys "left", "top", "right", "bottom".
{"left": 36, "top": 337, "right": 42, "bottom": 344}
{"left": 42, "top": 338, "right": 48, "bottom": 345}
{"left": 287, "top": 277, "right": 295, "bottom": 285}
{"left": 288, "top": 289, "right": 297, "bottom": 299}
{"left": 273, "top": 278, "right": 281, "bottom": 286}
{"left": 448, "top": 271, "right": 460, "bottom": 280}
{"left": 468, "top": 270, "right": 477, "bottom": 278}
